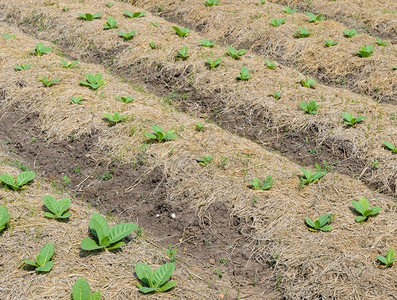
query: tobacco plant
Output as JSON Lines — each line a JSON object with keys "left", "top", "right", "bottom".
{"left": 14, "top": 63, "right": 32, "bottom": 71}
{"left": 123, "top": 10, "right": 146, "bottom": 18}
{"left": 265, "top": 59, "right": 276, "bottom": 70}
{"left": 341, "top": 112, "right": 366, "bottom": 126}
{"left": 249, "top": 176, "right": 273, "bottom": 190}
{"left": 205, "top": 0, "right": 219, "bottom": 6}
{"left": 61, "top": 59, "right": 79, "bottom": 68}
{"left": 43, "top": 195, "right": 71, "bottom": 219}
{"left": 71, "top": 96, "right": 84, "bottom": 105}
{"left": 103, "top": 112, "right": 127, "bottom": 125}
{"left": 24, "top": 243, "right": 55, "bottom": 273}
{"left": 351, "top": 197, "right": 381, "bottom": 223}
{"left": 0, "top": 171, "right": 35, "bottom": 190}
{"left": 172, "top": 26, "right": 190, "bottom": 37}
{"left": 377, "top": 249, "right": 395, "bottom": 267}
{"left": 300, "top": 78, "right": 316, "bottom": 88}
{"left": 343, "top": 28, "right": 356, "bottom": 38}
{"left": 196, "top": 155, "right": 213, "bottom": 167}
{"left": 305, "top": 214, "right": 333, "bottom": 232}
{"left": 271, "top": 91, "right": 281, "bottom": 99}
{"left": 149, "top": 41, "right": 157, "bottom": 49}
{"left": 295, "top": 27, "right": 310, "bottom": 38}
{"left": 237, "top": 66, "right": 251, "bottom": 81}
{"left": 376, "top": 38, "right": 390, "bottom": 46}
{"left": 80, "top": 73, "right": 105, "bottom": 90}
{"left": 206, "top": 57, "right": 222, "bottom": 68}
{"left": 195, "top": 122, "right": 204, "bottom": 131}
{"left": 81, "top": 213, "right": 138, "bottom": 251}
{"left": 144, "top": 125, "right": 177, "bottom": 142}
{"left": 3, "top": 33, "right": 15, "bottom": 40}
{"left": 283, "top": 6, "right": 298, "bottom": 14}
{"left": 199, "top": 39, "right": 216, "bottom": 48}
{"left": 176, "top": 46, "right": 189, "bottom": 60}
{"left": 300, "top": 100, "right": 320, "bottom": 114}
{"left": 78, "top": 13, "right": 102, "bottom": 21}
{"left": 325, "top": 40, "right": 338, "bottom": 47}
{"left": 116, "top": 96, "right": 134, "bottom": 103}
{"left": 270, "top": 18, "right": 285, "bottom": 27}
{"left": 72, "top": 278, "right": 101, "bottom": 300}
{"left": 135, "top": 262, "right": 177, "bottom": 293}
{"left": 104, "top": 17, "right": 118, "bottom": 29}
{"left": 31, "top": 43, "right": 52, "bottom": 56}
{"left": 39, "top": 76, "right": 60, "bottom": 87}
{"left": 226, "top": 46, "right": 246, "bottom": 59}
{"left": 304, "top": 12, "right": 325, "bottom": 22}
{"left": 118, "top": 30, "right": 136, "bottom": 40}
{"left": 383, "top": 141, "right": 397, "bottom": 153}
{"left": 356, "top": 45, "right": 373, "bottom": 57}
{"left": 0, "top": 206, "right": 11, "bottom": 233}
{"left": 299, "top": 168, "right": 325, "bottom": 187}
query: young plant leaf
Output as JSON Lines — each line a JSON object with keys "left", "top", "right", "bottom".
{"left": 25, "top": 243, "right": 54, "bottom": 273}
{"left": 383, "top": 141, "right": 397, "bottom": 153}
{"left": 199, "top": 39, "right": 216, "bottom": 48}
{"left": 43, "top": 195, "right": 71, "bottom": 219}
{"left": 72, "top": 277, "right": 101, "bottom": 300}
{"left": 0, "top": 206, "right": 11, "bottom": 232}
{"left": 172, "top": 26, "right": 190, "bottom": 37}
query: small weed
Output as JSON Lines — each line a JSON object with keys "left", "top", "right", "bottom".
{"left": 166, "top": 244, "right": 178, "bottom": 262}
{"left": 149, "top": 41, "right": 157, "bottom": 49}
{"left": 195, "top": 122, "right": 204, "bottom": 131}
{"left": 3, "top": 33, "right": 15, "bottom": 40}
{"left": 214, "top": 268, "right": 224, "bottom": 278}
{"left": 271, "top": 91, "right": 282, "bottom": 99}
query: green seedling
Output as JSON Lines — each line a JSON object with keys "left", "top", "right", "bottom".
{"left": 325, "top": 39, "right": 338, "bottom": 47}
{"left": 135, "top": 262, "right": 177, "bottom": 293}
{"left": 265, "top": 59, "right": 276, "bottom": 69}
{"left": 376, "top": 38, "right": 390, "bottom": 46}
{"left": 341, "top": 112, "right": 366, "bottom": 126}
{"left": 61, "top": 59, "right": 79, "bottom": 68}
{"left": 270, "top": 18, "right": 286, "bottom": 27}
{"left": 195, "top": 122, "right": 204, "bottom": 131}
{"left": 283, "top": 6, "right": 298, "bottom": 14}
{"left": 166, "top": 244, "right": 178, "bottom": 262}
{"left": 205, "top": 0, "right": 219, "bottom": 6}
{"left": 31, "top": 42, "right": 52, "bottom": 56}
{"left": 0, "top": 171, "right": 35, "bottom": 190}
{"left": 24, "top": 243, "right": 54, "bottom": 273}
{"left": 103, "top": 112, "right": 127, "bottom": 125}
{"left": 196, "top": 155, "right": 214, "bottom": 166}
{"left": 77, "top": 13, "right": 102, "bottom": 21}
{"left": 271, "top": 91, "right": 281, "bottom": 99}
{"left": 39, "top": 76, "right": 60, "bottom": 87}
{"left": 72, "top": 277, "right": 101, "bottom": 300}
{"left": 14, "top": 63, "right": 32, "bottom": 71}
{"left": 199, "top": 39, "right": 216, "bottom": 48}
{"left": 172, "top": 26, "right": 190, "bottom": 37}
{"left": 295, "top": 27, "right": 310, "bottom": 38}
{"left": 118, "top": 30, "right": 136, "bottom": 40}
{"left": 71, "top": 96, "right": 84, "bottom": 105}
{"left": 343, "top": 28, "right": 356, "bottom": 38}
{"left": 393, "top": 66, "right": 397, "bottom": 70}
{"left": 123, "top": 10, "right": 146, "bottom": 18}
{"left": 0, "top": 206, "right": 11, "bottom": 233}
{"left": 304, "top": 12, "right": 325, "bottom": 22}
{"left": 80, "top": 73, "right": 105, "bottom": 90}
{"left": 237, "top": 66, "right": 251, "bottom": 81}
{"left": 176, "top": 45, "right": 189, "bottom": 60}
{"left": 356, "top": 45, "right": 374, "bottom": 57}
{"left": 226, "top": 46, "right": 246, "bottom": 60}
{"left": 377, "top": 249, "right": 395, "bottom": 267}
{"left": 116, "top": 96, "right": 134, "bottom": 103}
{"left": 206, "top": 57, "right": 222, "bottom": 68}
{"left": 144, "top": 125, "right": 177, "bottom": 142}
{"left": 300, "top": 100, "right": 320, "bottom": 114}
{"left": 299, "top": 168, "right": 325, "bottom": 187}
{"left": 104, "top": 16, "right": 118, "bottom": 29}
{"left": 305, "top": 214, "right": 333, "bottom": 232}
{"left": 149, "top": 41, "right": 157, "bottom": 49}
{"left": 150, "top": 22, "right": 159, "bottom": 27}
{"left": 351, "top": 197, "right": 381, "bottom": 223}
{"left": 383, "top": 141, "right": 397, "bottom": 153}
{"left": 300, "top": 78, "right": 316, "bottom": 88}
{"left": 81, "top": 213, "right": 138, "bottom": 251}
{"left": 107, "top": 2, "right": 114, "bottom": 7}
{"left": 249, "top": 176, "right": 273, "bottom": 190}
{"left": 3, "top": 33, "right": 15, "bottom": 40}
{"left": 43, "top": 195, "right": 71, "bottom": 219}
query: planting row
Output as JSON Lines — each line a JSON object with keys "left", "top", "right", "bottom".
{"left": 131, "top": 0, "right": 397, "bottom": 102}
{"left": 1, "top": 23, "right": 397, "bottom": 298}
{"left": 1, "top": 3, "right": 397, "bottom": 195}
{"left": 265, "top": 0, "right": 397, "bottom": 39}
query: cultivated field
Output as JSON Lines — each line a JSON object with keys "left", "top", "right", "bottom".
{"left": 0, "top": 1, "right": 396, "bottom": 299}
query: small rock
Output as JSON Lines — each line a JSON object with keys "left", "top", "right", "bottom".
{"left": 155, "top": 214, "right": 160, "bottom": 218}
{"left": 170, "top": 213, "right": 176, "bottom": 219}
{"left": 209, "top": 258, "right": 216, "bottom": 265}
{"left": 219, "top": 294, "right": 225, "bottom": 299}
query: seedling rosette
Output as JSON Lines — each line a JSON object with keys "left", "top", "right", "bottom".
{"left": 78, "top": 13, "right": 102, "bottom": 21}
{"left": 351, "top": 197, "right": 381, "bottom": 223}
{"left": 144, "top": 125, "right": 177, "bottom": 142}
{"left": 135, "top": 262, "right": 177, "bottom": 293}
{"left": 226, "top": 46, "right": 246, "bottom": 60}
{"left": 81, "top": 213, "right": 138, "bottom": 251}
{"left": 299, "top": 168, "right": 325, "bottom": 187}
{"left": 14, "top": 63, "right": 32, "bottom": 71}
{"left": 300, "top": 100, "right": 320, "bottom": 114}
{"left": 123, "top": 10, "right": 146, "bottom": 18}
{"left": 24, "top": 243, "right": 55, "bottom": 273}
{"left": 341, "top": 112, "right": 366, "bottom": 126}
{"left": 377, "top": 249, "right": 395, "bottom": 267}
{"left": 172, "top": 26, "right": 190, "bottom": 37}
{"left": 249, "top": 176, "right": 273, "bottom": 190}
{"left": 199, "top": 39, "right": 216, "bottom": 48}
{"left": 103, "top": 112, "right": 127, "bottom": 125}
{"left": 356, "top": 45, "right": 374, "bottom": 57}
{"left": 0, "top": 171, "right": 35, "bottom": 190}
{"left": 72, "top": 277, "right": 101, "bottom": 300}
{"left": 237, "top": 66, "right": 251, "bottom": 81}
{"left": 103, "top": 16, "right": 118, "bottom": 30}
{"left": 206, "top": 57, "right": 222, "bottom": 69}
{"left": 80, "top": 73, "right": 105, "bottom": 90}
{"left": 305, "top": 214, "right": 333, "bottom": 232}
{"left": 118, "top": 30, "right": 136, "bottom": 40}
{"left": 31, "top": 43, "right": 52, "bottom": 56}
{"left": 43, "top": 195, "right": 71, "bottom": 219}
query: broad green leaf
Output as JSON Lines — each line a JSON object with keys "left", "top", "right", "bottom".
{"left": 359, "top": 198, "right": 370, "bottom": 211}
{"left": 89, "top": 291, "right": 101, "bottom": 300}
{"left": 319, "top": 225, "right": 332, "bottom": 232}
{"left": 81, "top": 238, "right": 105, "bottom": 251}
{"left": 311, "top": 171, "right": 325, "bottom": 182}
{"left": 35, "top": 261, "right": 53, "bottom": 272}
{"left": 158, "top": 280, "right": 177, "bottom": 292}
{"left": 317, "top": 214, "right": 330, "bottom": 227}
{"left": 0, "top": 174, "right": 17, "bottom": 189}
{"left": 89, "top": 213, "right": 109, "bottom": 245}
{"left": 58, "top": 212, "right": 71, "bottom": 219}
{"left": 72, "top": 277, "right": 91, "bottom": 300}
{"left": 164, "top": 132, "right": 177, "bottom": 140}
{"left": 153, "top": 263, "right": 175, "bottom": 287}
{"left": 0, "top": 206, "right": 11, "bottom": 228}
{"left": 300, "top": 168, "right": 312, "bottom": 179}
{"left": 305, "top": 217, "right": 315, "bottom": 228}
{"left": 16, "top": 171, "right": 35, "bottom": 187}
{"left": 135, "top": 263, "right": 154, "bottom": 286}
{"left": 377, "top": 255, "right": 387, "bottom": 265}
{"left": 355, "top": 215, "right": 367, "bottom": 223}
{"left": 144, "top": 133, "right": 157, "bottom": 140}
{"left": 363, "top": 209, "right": 373, "bottom": 217}
{"left": 352, "top": 200, "right": 365, "bottom": 215}
{"left": 24, "top": 259, "right": 38, "bottom": 267}
{"left": 383, "top": 141, "right": 396, "bottom": 152}
{"left": 138, "top": 287, "right": 158, "bottom": 294}
{"left": 36, "top": 243, "right": 54, "bottom": 266}
{"left": 106, "top": 241, "right": 125, "bottom": 250}
{"left": 108, "top": 222, "right": 138, "bottom": 245}
{"left": 386, "top": 249, "right": 395, "bottom": 262}
{"left": 369, "top": 206, "right": 381, "bottom": 216}
{"left": 43, "top": 195, "right": 61, "bottom": 215}
{"left": 44, "top": 212, "right": 57, "bottom": 219}
{"left": 314, "top": 220, "right": 321, "bottom": 229}
{"left": 152, "top": 125, "right": 163, "bottom": 135}
{"left": 341, "top": 112, "right": 352, "bottom": 122}
{"left": 59, "top": 198, "right": 71, "bottom": 214}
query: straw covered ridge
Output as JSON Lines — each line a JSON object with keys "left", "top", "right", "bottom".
{"left": 265, "top": 0, "right": 397, "bottom": 39}
{"left": 0, "top": 0, "right": 396, "bottom": 194}
{"left": 0, "top": 150, "right": 216, "bottom": 300}
{"left": 1, "top": 2, "right": 397, "bottom": 300}
{"left": 130, "top": 0, "right": 397, "bottom": 102}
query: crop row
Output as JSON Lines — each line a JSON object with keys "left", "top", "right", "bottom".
{"left": 1, "top": 1, "right": 396, "bottom": 195}
{"left": 131, "top": 0, "right": 397, "bottom": 102}
{"left": 1, "top": 21, "right": 397, "bottom": 298}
